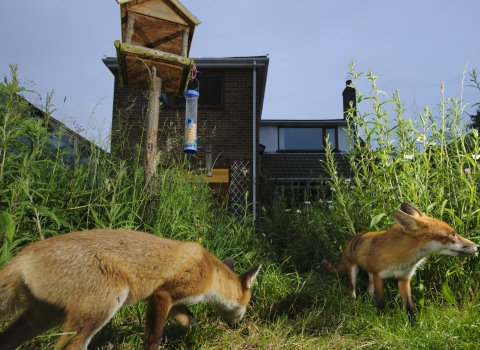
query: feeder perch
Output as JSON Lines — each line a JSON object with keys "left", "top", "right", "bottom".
{"left": 184, "top": 89, "right": 199, "bottom": 153}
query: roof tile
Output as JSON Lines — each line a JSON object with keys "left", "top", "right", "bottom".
{"left": 260, "top": 153, "right": 353, "bottom": 180}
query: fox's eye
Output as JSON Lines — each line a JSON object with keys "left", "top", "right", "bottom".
{"left": 450, "top": 232, "right": 456, "bottom": 237}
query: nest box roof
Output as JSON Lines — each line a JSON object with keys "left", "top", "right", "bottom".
{"left": 117, "top": 0, "right": 201, "bottom": 57}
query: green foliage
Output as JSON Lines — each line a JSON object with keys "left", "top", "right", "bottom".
{"left": 467, "top": 69, "right": 480, "bottom": 131}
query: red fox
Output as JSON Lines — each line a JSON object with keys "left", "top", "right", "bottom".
{"left": 324, "top": 202, "right": 479, "bottom": 324}
{"left": 0, "top": 229, "right": 261, "bottom": 350}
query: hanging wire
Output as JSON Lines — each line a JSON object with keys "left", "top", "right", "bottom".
{"left": 187, "top": 64, "right": 199, "bottom": 92}
{"left": 187, "top": 78, "right": 199, "bottom": 92}
{"left": 191, "top": 63, "right": 197, "bottom": 79}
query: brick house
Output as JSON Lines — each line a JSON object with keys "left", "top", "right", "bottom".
{"left": 103, "top": 56, "right": 269, "bottom": 216}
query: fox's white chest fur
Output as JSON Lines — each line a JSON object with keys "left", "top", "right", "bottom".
{"left": 379, "top": 257, "right": 427, "bottom": 279}
{"left": 174, "top": 289, "right": 246, "bottom": 323}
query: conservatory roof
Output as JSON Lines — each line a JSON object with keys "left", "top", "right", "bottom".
{"left": 261, "top": 153, "right": 353, "bottom": 181}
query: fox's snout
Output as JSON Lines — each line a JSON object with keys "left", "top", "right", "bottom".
{"left": 452, "top": 242, "right": 480, "bottom": 257}
{"left": 216, "top": 305, "right": 247, "bottom": 326}
{"left": 449, "top": 233, "right": 480, "bottom": 257}
{"left": 226, "top": 315, "right": 244, "bottom": 327}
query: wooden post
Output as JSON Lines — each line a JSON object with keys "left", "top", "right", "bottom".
{"left": 181, "top": 29, "right": 189, "bottom": 57}
{"left": 125, "top": 13, "right": 135, "bottom": 44}
{"left": 144, "top": 66, "right": 161, "bottom": 183}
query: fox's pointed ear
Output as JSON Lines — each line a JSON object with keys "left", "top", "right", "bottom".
{"left": 393, "top": 210, "right": 424, "bottom": 233}
{"left": 241, "top": 264, "right": 262, "bottom": 289}
{"left": 224, "top": 257, "right": 235, "bottom": 271}
{"left": 400, "top": 202, "right": 426, "bottom": 217}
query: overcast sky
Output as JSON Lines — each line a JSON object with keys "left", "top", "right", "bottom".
{"left": 1, "top": 0, "right": 479, "bottom": 148}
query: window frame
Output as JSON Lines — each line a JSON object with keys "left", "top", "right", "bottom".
{"left": 162, "top": 70, "right": 224, "bottom": 109}
{"left": 277, "top": 126, "right": 339, "bottom": 153}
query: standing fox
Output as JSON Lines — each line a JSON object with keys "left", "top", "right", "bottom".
{"left": 0, "top": 229, "right": 261, "bottom": 350}
{"left": 324, "top": 202, "right": 479, "bottom": 324}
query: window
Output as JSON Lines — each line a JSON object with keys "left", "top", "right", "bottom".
{"left": 278, "top": 127, "right": 337, "bottom": 152}
{"left": 161, "top": 72, "right": 223, "bottom": 107}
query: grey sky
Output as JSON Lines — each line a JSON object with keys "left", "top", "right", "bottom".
{"left": 1, "top": 1, "right": 479, "bottom": 147}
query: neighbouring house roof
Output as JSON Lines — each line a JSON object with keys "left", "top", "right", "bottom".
{"left": 261, "top": 153, "right": 353, "bottom": 181}
{"left": 259, "top": 119, "right": 348, "bottom": 127}
{"left": 11, "top": 94, "right": 97, "bottom": 149}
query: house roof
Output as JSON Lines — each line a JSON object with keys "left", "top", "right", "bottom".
{"left": 260, "top": 119, "right": 348, "bottom": 127}
{"left": 260, "top": 153, "right": 353, "bottom": 181}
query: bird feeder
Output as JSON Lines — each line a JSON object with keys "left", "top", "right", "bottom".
{"left": 184, "top": 89, "right": 199, "bottom": 153}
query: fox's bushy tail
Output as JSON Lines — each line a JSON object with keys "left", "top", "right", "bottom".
{"left": 323, "top": 260, "right": 348, "bottom": 277}
{"left": 0, "top": 258, "right": 24, "bottom": 318}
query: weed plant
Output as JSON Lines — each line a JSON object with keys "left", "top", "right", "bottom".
{"left": 2, "top": 62, "right": 480, "bottom": 349}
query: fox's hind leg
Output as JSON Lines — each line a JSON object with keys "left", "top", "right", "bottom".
{"left": 347, "top": 264, "right": 359, "bottom": 299}
{"left": 55, "top": 288, "right": 129, "bottom": 350}
{"left": 0, "top": 299, "right": 65, "bottom": 350}
{"left": 56, "top": 310, "right": 113, "bottom": 350}
{"left": 169, "top": 305, "right": 198, "bottom": 328}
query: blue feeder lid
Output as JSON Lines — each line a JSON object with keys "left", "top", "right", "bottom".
{"left": 184, "top": 89, "right": 200, "bottom": 98}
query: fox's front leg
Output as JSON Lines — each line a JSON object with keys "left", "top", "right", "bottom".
{"left": 398, "top": 278, "right": 416, "bottom": 324}
{"left": 144, "top": 289, "right": 171, "bottom": 350}
{"left": 169, "top": 304, "right": 198, "bottom": 328}
{"left": 372, "top": 273, "right": 385, "bottom": 314}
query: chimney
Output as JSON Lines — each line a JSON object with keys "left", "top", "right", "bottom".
{"left": 342, "top": 77, "right": 356, "bottom": 119}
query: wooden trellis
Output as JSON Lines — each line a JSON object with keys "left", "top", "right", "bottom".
{"left": 230, "top": 161, "right": 251, "bottom": 217}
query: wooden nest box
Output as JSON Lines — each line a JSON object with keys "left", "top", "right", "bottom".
{"left": 115, "top": 0, "right": 201, "bottom": 93}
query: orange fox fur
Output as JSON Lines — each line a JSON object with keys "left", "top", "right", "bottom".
{"left": 0, "top": 229, "right": 261, "bottom": 350}
{"left": 324, "top": 202, "right": 479, "bottom": 323}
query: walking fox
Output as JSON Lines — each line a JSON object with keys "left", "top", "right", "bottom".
{"left": 0, "top": 229, "right": 261, "bottom": 350}
{"left": 324, "top": 202, "right": 479, "bottom": 324}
